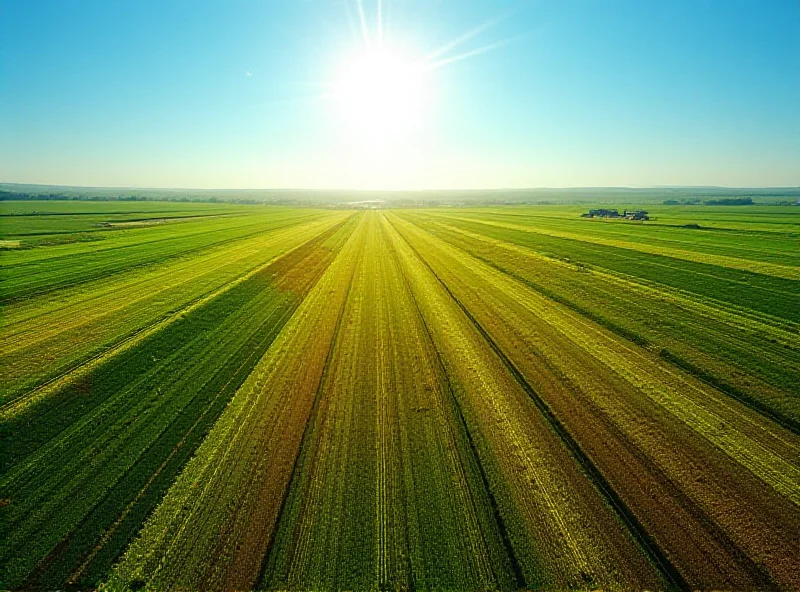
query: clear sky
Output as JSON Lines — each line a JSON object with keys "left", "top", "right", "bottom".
{"left": 1, "top": 0, "right": 798, "bottom": 190}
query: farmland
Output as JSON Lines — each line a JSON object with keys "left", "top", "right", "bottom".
{"left": 1, "top": 201, "right": 799, "bottom": 590}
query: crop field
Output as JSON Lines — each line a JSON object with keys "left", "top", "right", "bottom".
{"left": 1, "top": 201, "right": 799, "bottom": 590}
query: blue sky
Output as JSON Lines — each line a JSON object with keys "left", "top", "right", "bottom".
{"left": 1, "top": 0, "right": 798, "bottom": 189}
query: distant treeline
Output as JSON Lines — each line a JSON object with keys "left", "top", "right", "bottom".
{"left": 705, "top": 197, "right": 754, "bottom": 205}
{"left": 3, "top": 184, "right": 800, "bottom": 206}
{"left": 663, "top": 196, "right": 798, "bottom": 206}
{"left": 0, "top": 190, "right": 298, "bottom": 206}
{"left": 663, "top": 197, "right": 756, "bottom": 206}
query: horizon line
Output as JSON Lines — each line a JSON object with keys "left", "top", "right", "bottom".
{"left": 2, "top": 181, "right": 799, "bottom": 193}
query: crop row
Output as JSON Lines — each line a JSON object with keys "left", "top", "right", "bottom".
{"left": 1, "top": 205, "right": 305, "bottom": 268}
{"left": 401, "top": 211, "right": 800, "bottom": 425}
{"left": 388, "top": 211, "right": 800, "bottom": 589}
{"left": 5, "top": 205, "right": 797, "bottom": 591}
{"left": 1, "top": 209, "right": 325, "bottom": 302}
{"left": 0, "top": 201, "right": 245, "bottom": 240}
{"left": 104, "top": 214, "right": 368, "bottom": 591}
{"left": 261, "top": 215, "right": 514, "bottom": 590}
{"left": 0, "top": 215, "right": 357, "bottom": 590}
{"left": 380, "top": 214, "right": 668, "bottom": 590}
{"left": 421, "top": 211, "right": 800, "bottom": 323}
{"left": 107, "top": 213, "right": 670, "bottom": 591}
{"left": 103, "top": 210, "right": 800, "bottom": 590}
{"left": 468, "top": 208, "right": 800, "bottom": 269}
{"left": 1, "top": 211, "right": 349, "bottom": 402}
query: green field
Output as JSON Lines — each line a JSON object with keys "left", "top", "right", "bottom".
{"left": 1, "top": 201, "right": 799, "bottom": 590}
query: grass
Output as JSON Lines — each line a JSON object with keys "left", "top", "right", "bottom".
{"left": 400, "top": 210, "right": 800, "bottom": 424}
{"left": 0, "top": 210, "right": 347, "bottom": 402}
{"left": 0, "top": 210, "right": 356, "bottom": 589}
{"left": 1, "top": 201, "right": 798, "bottom": 591}
{"left": 104, "top": 213, "right": 368, "bottom": 591}
{"left": 261, "top": 215, "right": 517, "bottom": 590}
{"left": 389, "top": 209, "right": 800, "bottom": 588}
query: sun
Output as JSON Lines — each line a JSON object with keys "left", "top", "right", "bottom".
{"left": 321, "top": 2, "right": 511, "bottom": 184}
{"left": 331, "top": 45, "right": 427, "bottom": 143}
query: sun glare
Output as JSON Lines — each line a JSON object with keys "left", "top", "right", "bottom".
{"left": 321, "top": 2, "right": 512, "bottom": 184}
{"left": 331, "top": 46, "right": 426, "bottom": 143}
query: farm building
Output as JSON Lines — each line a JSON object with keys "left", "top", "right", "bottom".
{"left": 582, "top": 208, "right": 649, "bottom": 220}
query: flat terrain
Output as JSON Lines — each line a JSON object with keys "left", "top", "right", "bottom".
{"left": 1, "top": 201, "right": 798, "bottom": 590}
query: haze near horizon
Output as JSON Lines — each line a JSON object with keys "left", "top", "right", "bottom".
{"left": 1, "top": 0, "right": 799, "bottom": 190}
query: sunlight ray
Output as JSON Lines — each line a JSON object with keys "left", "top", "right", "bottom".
{"left": 422, "top": 37, "right": 519, "bottom": 71}
{"left": 356, "top": 0, "right": 371, "bottom": 50}
{"left": 343, "top": 0, "right": 360, "bottom": 46}
{"left": 377, "top": 0, "right": 383, "bottom": 48}
{"left": 420, "top": 14, "right": 506, "bottom": 66}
